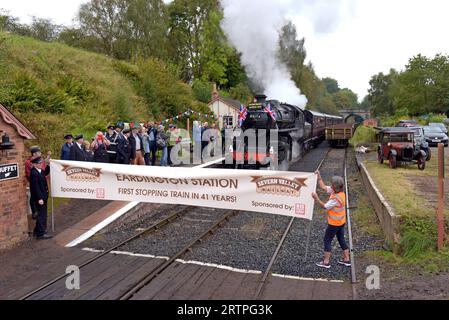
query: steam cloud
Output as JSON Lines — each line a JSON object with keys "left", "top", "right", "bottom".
{"left": 221, "top": 0, "right": 350, "bottom": 107}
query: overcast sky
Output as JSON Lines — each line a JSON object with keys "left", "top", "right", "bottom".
{"left": 1, "top": 0, "right": 448, "bottom": 100}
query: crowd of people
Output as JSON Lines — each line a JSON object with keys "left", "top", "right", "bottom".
{"left": 23, "top": 120, "right": 224, "bottom": 240}
{"left": 61, "top": 122, "right": 197, "bottom": 167}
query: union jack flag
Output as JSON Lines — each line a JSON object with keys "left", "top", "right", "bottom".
{"left": 238, "top": 104, "right": 248, "bottom": 126}
{"left": 264, "top": 103, "right": 276, "bottom": 121}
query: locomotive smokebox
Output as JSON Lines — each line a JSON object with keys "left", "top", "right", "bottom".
{"left": 255, "top": 94, "right": 267, "bottom": 103}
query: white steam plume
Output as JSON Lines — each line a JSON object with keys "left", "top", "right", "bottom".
{"left": 221, "top": 0, "right": 350, "bottom": 108}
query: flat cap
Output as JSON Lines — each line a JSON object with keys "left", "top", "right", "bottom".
{"left": 30, "top": 146, "right": 41, "bottom": 154}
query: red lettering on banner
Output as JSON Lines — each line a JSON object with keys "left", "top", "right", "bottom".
{"left": 96, "top": 188, "right": 105, "bottom": 199}
{"left": 295, "top": 204, "right": 306, "bottom": 216}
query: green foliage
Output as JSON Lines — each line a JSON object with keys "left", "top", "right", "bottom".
{"left": 322, "top": 77, "right": 340, "bottom": 94}
{"left": 427, "top": 113, "right": 448, "bottom": 124}
{"left": 369, "top": 54, "right": 449, "bottom": 117}
{"left": 333, "top": 88, "right": 358, "bottom": 110}
{"left": 399, "top": 217, "right": 437, "bottom": 259}
{"left": 368, "top": 69, "right": 398, "bottom": 116}
{"left": 0, "top": 32, "right": 205, "bottom": 158}
{"left": 192, "top": 79, "right": 212, "bottom": 103}
{"left": 349, "top": 126, "right": 378, "bottom": 147}
{"left": 136, "top": 58, "right": 198, "bottom": 118}
{"left": 228, "top": 83, "right": 253, "bottom": 104}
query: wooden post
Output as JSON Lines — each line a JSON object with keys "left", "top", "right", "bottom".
{"left": 437, "top": 143, "right": 445, "bottom": 251}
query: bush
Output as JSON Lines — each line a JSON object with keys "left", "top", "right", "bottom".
{"left": 427, "top": 113, "right": 447, "bottom": 124}
{"left": 349, "top": 125, "right": 379, "bottom": 147}
{"left": 192, "top": 79, "right": 212, "bottom": 103}
{"left": 399, "top": 217, "right": 438, "bottom": 259}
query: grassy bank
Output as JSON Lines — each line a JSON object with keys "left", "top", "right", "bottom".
{"left": 363, "top": 148, "right": 449, "bottom": 271}
{"left": 0, "top": 32, "right": 207, "bottom": 156}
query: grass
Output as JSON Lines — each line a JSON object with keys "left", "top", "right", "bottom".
{"left": 0, "top": 32, "right": 205, "bottom": 158}
{"left": 363, "top": 147, "right": 449, "bottom": 270}
{"left": 364, "top": 149, "right": 449, "bottom": 218}
{"left": 352, "top": 195, "right": 384, "bottom": 237}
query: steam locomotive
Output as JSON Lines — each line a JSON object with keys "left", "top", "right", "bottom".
{"left": 232, "top": 94, "right": 343, "bottom": 169}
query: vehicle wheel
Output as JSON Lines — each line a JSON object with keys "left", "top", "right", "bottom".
{"left": 378, "top": 151, "right": 384, "bottom": 164}
{"left": 418, "top": 156, "right": 426, "bottom": 171}
{"left": 425, "top": 148, "right": 431, "bottom": 161}
{"left": 389, "top": 154, "right": 397, "bottom": 169}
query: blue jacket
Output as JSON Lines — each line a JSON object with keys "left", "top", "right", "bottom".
{"left": 61, "top": 143, "right": 72, "bottom": 161}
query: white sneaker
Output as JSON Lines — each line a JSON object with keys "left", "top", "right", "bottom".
{"left": 316, "top": 261, "right": 331, "bottom": 269}
{"left": 337, "top": 260, "right": 351, "bottom": 267}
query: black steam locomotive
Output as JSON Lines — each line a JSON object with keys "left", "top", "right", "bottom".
{"left": 232, "top": 95, "right": 343, "bottom": 169}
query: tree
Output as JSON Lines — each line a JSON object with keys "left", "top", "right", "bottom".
{"left": 368, "top": 69, "right": 397, "bottom": 116}
{"left": 123, "top": 0, "right": 168, "bottom": 61}
{"left": 167, "top": 0, "right": 217, "bottom": 82}
{"left": 279, "top": 21, "right": 306, "bottom": 85}
{"left": 393, "top": 54, "right": 449, "bottom": 115}
{"left": 333, "top": 88, "right": 358, "bottom": 110}
{"left": 322, "top": 77, "right": 340, "bottom": 94}
{"left": 29, "top": 17, "right": 62, "bottom": 42}
{"left": 78, "top": 0, "right": 128, "bottom": 57}
{"left": 359, "top": 95, "right": 371, "bottom": 111}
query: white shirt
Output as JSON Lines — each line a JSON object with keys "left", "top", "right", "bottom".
{"left": 324, "top": 186, "right": 339, "bottom": 210}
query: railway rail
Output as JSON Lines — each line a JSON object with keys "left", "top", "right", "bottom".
{"left": 254, "top": 147, "right": 357, "bottom": 299}
{"left": 20, "top": 145, "right": 356, "bottom": 300}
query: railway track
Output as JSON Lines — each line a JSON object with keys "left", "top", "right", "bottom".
{"left": 20, "top": 145, "right": 355, "bottom": 300}
{"left": 254, "top": 147, "right": 357, "bottom": 299}
{"left": 19, "top": 205, "right": 238, "bottom": 300}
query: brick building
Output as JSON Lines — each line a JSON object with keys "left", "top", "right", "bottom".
{"left": 0, "top": 104, "right": 36, "bottom": 250}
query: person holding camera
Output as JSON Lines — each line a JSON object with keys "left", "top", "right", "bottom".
{"left": 91, "top": 131, "right": 110, "bottom": 163}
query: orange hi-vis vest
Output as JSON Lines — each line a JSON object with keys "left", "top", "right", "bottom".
{"left": 327, "top": 192, "right": 346, "bottom": 227}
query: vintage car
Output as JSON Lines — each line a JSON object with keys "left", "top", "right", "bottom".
{"left": 378, "top": 128, "right": 426, "bottom": 170}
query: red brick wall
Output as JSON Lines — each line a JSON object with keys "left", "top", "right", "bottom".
{"left": 0, "top": 117, "right": 29, "bottom": 249}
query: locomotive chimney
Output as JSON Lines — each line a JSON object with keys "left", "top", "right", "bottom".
{"left": 255, "top": 94, "right": 267, "bottom": 103}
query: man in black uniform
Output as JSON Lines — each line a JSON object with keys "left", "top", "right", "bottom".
{"left": 105, "top": 125, "right": 118, "bottom": 163}
{"left": 70, "top": 134, "right": 88, "bottom": 161}
{"left": 117, "top": 129, "right": 132, "bottom": 164}
{"left": 30, "top": 157, "right": 52, "bottom": 240}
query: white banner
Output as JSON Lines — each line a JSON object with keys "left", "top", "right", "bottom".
{"left": 50, "top": 160, "right": 317, "bottom": 220}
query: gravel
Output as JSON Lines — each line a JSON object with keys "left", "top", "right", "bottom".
{"left": 272, "top": 147, "right": 351, "bottom": 281}
{"left": 82, "top": 205, "right": 232, "bottom": 257}
{"left": 82, "top": 144, "right": 363, "bottom": 281}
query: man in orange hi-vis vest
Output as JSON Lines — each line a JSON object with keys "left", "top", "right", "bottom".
{"left": 312, "top": 171, "right": 350, "bottom": 269}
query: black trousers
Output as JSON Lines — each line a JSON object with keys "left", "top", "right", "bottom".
{"left": 29, "top": 194, "right": 37, "bottom": 215}
{"left": 33, "top": 200, "right": 48, "bottom": 237}
{"left": 167, "top": 146, "right": 173, "bottom": 165}
{"left": 324, "top": 224, "right": 348, "bottom": 252}
{"left": 149, "top": 141, "right": 157, "bottom": 166}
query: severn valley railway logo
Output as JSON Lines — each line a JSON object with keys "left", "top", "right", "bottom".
{"left": 62, "top": 165, "right": 102, "bottom": 182}
{"left": 251, "top": 176, "right": 308, "bottom": 197}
